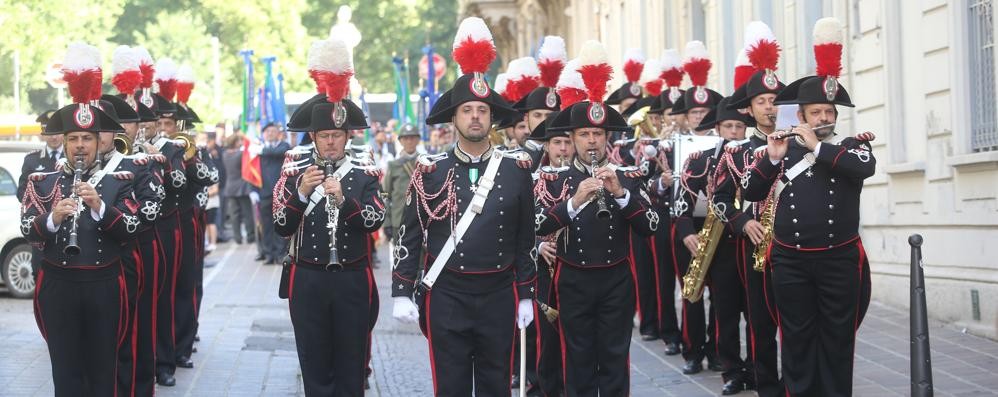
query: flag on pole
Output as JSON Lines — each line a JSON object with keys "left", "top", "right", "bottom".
{"left": 392, "top": 56, "right": 417, "bottom": 127}
{"left": 420, "top": 44, "right": 439, "bottom": 140}
{"left": 239, "top": 49, "right": 263, "bottom": 188}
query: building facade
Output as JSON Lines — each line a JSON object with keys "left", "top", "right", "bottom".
{"left": 460, "top": 0, "right": 998, "bottom": 339}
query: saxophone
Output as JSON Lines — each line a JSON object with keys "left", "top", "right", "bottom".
{"left": 752, "top": 194, "right": 776, "bottom": 272}
{"left": 681, "top": 203, "right": 724, "bottom": 302}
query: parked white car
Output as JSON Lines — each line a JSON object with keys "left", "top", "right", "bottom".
{"left": 0, "top": 142, "right": 44, "bottom": 299}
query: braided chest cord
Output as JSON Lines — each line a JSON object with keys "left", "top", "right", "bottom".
{"left": 406, "top": 166, "right": 459, "bottom": 251}
{"left": 533, "top": 176, "right": 570, "bottom": 243}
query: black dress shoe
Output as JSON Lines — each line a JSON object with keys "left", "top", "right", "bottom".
{"left": 265, "top": 258, "right": 277, "bottom": 265}
{"left": 640, "top": 333, "right": 659, "bottom": 341}
{"left": 682, "top": 359, "right": 703, "bottom": 375}
{"left": 664, "top": 341, "right": 681, "bottom": 356}
{"left": 721, "top": 379, "right": 746, "bottom": 395}
{"left": 194, "top": 335, "right": 200, "bottom": 342}
{"left": 364, "top": 377, "right": 370, "bottom": 390}
{"left": 157, "top": 373, "right": 176, "bottom": 386}
{"left": 511, "top": 374, "right": 520, "bottom": 388}
{"left": 707, "top": 357, "right": 724, "bottom": 372}
{"left": 176, "top": 357, "right": 194, "bottom": 368}
{"left": 254, "top": 254, "right": 266, "bottom": 261}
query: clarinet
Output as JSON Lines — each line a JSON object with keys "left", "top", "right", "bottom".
{"left": 64, "top": 157, "right": 85, "bottom": 256}
{"left": 324, "top": 159, "right": 341, "bottom": 266}
{"left": 588, "top": 150, "right": 611, "bottom": 219}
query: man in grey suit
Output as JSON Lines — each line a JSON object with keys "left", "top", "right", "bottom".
{"left": 257, "top": 123, "right": 291, "bottom": 264}
{"left": 222, "top": 134, "right": 255, "bottom": 244}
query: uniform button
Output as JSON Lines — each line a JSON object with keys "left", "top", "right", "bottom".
{"left": 499, "top": 252, "right": 503, "bottom": 256}
{"left": 581, "top": 261, "right": 586, "bottom": 265}
{"left": 784, "top": 157, "right": 789, "bottom": 161}
{"left": 313, "top": 245, "right": 317, "bottom": 249}
{"left": 499, "top": 197, "right": 503, "bottom": 201}
{"left": 460, "top": 265, "right": 465, "bottom": 270}
{"left": 499, "top": 211, "right": 504, "bottom": 216}
{"left": 459, "top": 239, "right": 464, "bottom": 244}
{"left": 792, "top": 218, "right": 798, "bottom": 224}
{"left": 829, "top": 190, "right": 834, "bottom": 195}
{"left": 62, "top": 261, "right": 67, "bottom": 265}
{"left": 790, "top": 204, "right": 795, "bottom": 210}
{"left": 794, "top": 232, "right": 800, "bottom": 238}
{"left": 459, "top": 252, "right": 464, "bottom": 257}
{"left": 498, "top": 238, "right": 503, "bottom": 243}
{"left": 789, "top": 193, "right": 795, "bottom": 197}
{"left": 344, "top": 232, "right": 349, "bottom": 236}
{"left": 496, "top": 265, "right": 501, "bottom": 269}
{"left": 499, "top": 225, "right": 503, "bottom": 230}
{"left": 831, "top": 178, "right": 836, "bottom": 183}
{"left": 578, "top": 249, "right": 583, "bottom": 253}
{"left": 607, "top": 249, "right": 611, "bottom": 253}
{"left": 796, "top": 244, "right": 801, "bottom": 249}
{"left": 577, "top": 238, "right": 581, "bottom": 242}
{"left": 343, "top": 245, "right": 348, "bottom": 249}
{"left": 576, "top": 227, "right": 581, "bottom": 231}
{"left": 828, "top": 204, "right": 834, "bottom": 210}
{"left": 608, "top": 236, "right": 613, "bottom": 240}
{"left": 828, "top": 219, "right": 834, "bottom": 225}
{"left": 788, "top": 181, "right": 793, "bottom": 186}
{"left": 829, "top": 233, "right": 834, "bottom": 238}
{"left": 498, "top": 185, "right": 502, "bottom": 189}
{"left": 311, "top": 233, "right": 315, "bottom": 237}
{"left": 829, "top": 245, "right": 834, "bottom": 248}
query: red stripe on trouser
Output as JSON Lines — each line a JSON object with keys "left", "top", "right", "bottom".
{"left": 649, "top": 235, "right": 663, "bottom": 333}
{"left": 130, "top": 248, "right": 143, "bottom": 397}
{"left": 426, "top": 290, "right": 438, "bottom": 395}
{"left": 553, "top": 262, "right": 569, "bottom": 394}
{"left": 365, "top": 267, "right": 374, "bottom": 379}
{"left": 151, "top": 239, "right": 159, "bottom": 366}
{"left": 171, "top": 227, "right": 182, "bottom": 342}
{"left": 672, "top": 223, "right": 691, "bottom": 349}
{"left": 627, "top": 236, "right": 641, "bottom": 322}
{"left": 851, "top": 241, "right": 867, "bottom": 374}
{"left": 33, "top": 270, "right": 47, "bottom": 341}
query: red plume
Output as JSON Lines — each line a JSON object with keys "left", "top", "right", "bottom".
{"left": 623, "top": 60, "right": 643, "bottom": 83}
{"left": 64, "top": 69, "right": 103, "bottom": 104}
{"left": 814, "top": 43, "right": 842, "bottom": 78}
{"left": 158, "top": 80, "right": 177, "bottom": 101}
{"left": 747, "top": 40, "right": 780, "bottom": 71}
{"left": 453, "top": 38, "right": 495, "bottom": 75}
{"left": 112, "top": 70, "right": 143, "bottom": 96}
{"left": 578, "top": 64, "right": 613, "bottom": 104}
{"left": 139, "top": 64, "right": 154, "bottom": 88}
{"left": 644, "top": 79, "right": 664, "bottom": 97}
{"left": 557, "top": 87, "right": 587, "bottom": 110}
{"left": 537, "top": 59, "right": 564, "bottom": 88}
{"left": 683, "top": 58, "right": 711, "bottom": 87}
{"left": 176, "top": 82, "right": 194, "bottom": 103}
{"left": 733, "top": 65, "right": 754, "bottom": 90}
{"left": 313, "top": 71, "right": 353, "bottom": 103}
{"left": 660, "top": 68, "right": 684, "bottom": 87}
{"left": 506, "top": 76, "right": 540, "bottom": 102}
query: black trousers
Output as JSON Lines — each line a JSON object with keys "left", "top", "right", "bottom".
{"left": 118, "top": 231, "right": 159, "bottom": 397}
{"left": 289, "top": 264, "right": 376, "bottom": 396}
{"left": 738, "top": 236, "right": 781, "bottom": 397}
{"left": 535, "top": 257, "right": 562, "bottom": 397}
{"left": 707, "top": 236, "right": 748, "bottom": 383}
{"left": 34, "top": 263, "right": 123, "bottom": 397}
{"left": 672, "top": 219, "right": 717, "bottom": 362}
{"left": 556, "top": 263, "right": 635, "bottom": 397}
{"left": 155, "top": 212, "right": 181, "bottom": 376}
{"left": 653, "top": 223, "right": 680, "bottom": 345}
{"left": 174, "top": 209, "right": 205, "bottom": 361}
{"left": 225, "top": 196, "right": 254, "bottom": 243}
{"left": 633, "top": 233, "right": 659, "bottom": 337}
{"left": 771, "top": 240, "right": 871, "bottom": 397}
{"left": 420, "top": 283, "right": 516, "bottom": 397}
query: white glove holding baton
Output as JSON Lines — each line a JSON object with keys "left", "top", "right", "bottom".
{"left": 392, "top": 296, "right": 420, "bottom": 323}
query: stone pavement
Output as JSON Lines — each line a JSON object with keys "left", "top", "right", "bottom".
{"left": 1, "top": 240, "right": 997, "bottom": 396}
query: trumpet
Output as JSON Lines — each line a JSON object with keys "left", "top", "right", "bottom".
{"left": 64, "top": 156, "right": 84, "bottom": 256}
{"left": 113, "top": 133, "right": 132, "bottom": 155}
{"left": 588, "top": 150, "right": 611, "bottom": 219}
{"left": 324, "top": 158, "right": 342, "bottom": 266}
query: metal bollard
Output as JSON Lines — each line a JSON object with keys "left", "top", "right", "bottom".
{"left": 909, "top": 234, "right": 933, "bottom": 397}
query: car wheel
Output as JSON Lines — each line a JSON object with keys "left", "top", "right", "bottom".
{"left": 2, "top": 244, "right": 34, "bottom": 299}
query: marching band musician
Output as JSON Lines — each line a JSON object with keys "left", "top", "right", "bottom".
{"left": 272, "top": 37, "right": 386, "bottom": 395}
{"left": 741, "top": 18, "right": 875, "bottom": 396}
{"left": 711, "top": 21, "right": 787, "bottom": 397}
{"left": 534, "top": 40, "right": 658, "bottom": 396}
{"left": 391, "top": 17, "right": 537, "bottom": 396}
{"left": 21, "top": 42, "right": 142, "bottom": 396}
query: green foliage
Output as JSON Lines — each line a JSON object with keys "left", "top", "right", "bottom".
{"left": 0, "top": 0, "right": 457, "bottom": 123}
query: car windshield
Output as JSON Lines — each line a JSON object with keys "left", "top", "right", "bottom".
{"left": 0, "top": 167, "right": 16, "bottom": 196}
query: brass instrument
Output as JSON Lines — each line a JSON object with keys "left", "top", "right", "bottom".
{"left": 170, "top": 133, "right": 197, "bottom": 161}
{"left": 627, "top": 106, "right": 659, "bottom": 140}
{"left": 588, "top": 150, "right": 611, "bottom": 219}
{"left": 324, "top": 158, "right": 342, "bottom": 266}
{"left": 681, "top": 203, "right": 724, "bottom": 302}
{"left": 64, "top": 157, "right": 85, "bottom": 256}
{"left": 753, "top": 196, "right": 776, "bottom": 272}
{"left": 113, "top": 133, "right": 132, "bottom": 155}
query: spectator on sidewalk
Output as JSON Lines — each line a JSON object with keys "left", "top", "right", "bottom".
{"left": 222, "top": 134, "right": 255, "bottom": 244}
{"left": 257, "top": 123, "right": 291, "bottom": 264}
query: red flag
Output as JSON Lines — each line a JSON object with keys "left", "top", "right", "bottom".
{"left": 241, "top": 137, "right": 262, "bottom": 188}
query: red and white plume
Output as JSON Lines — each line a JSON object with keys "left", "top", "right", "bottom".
{"left": 556, "top": 59, "right": 586, "bottom": 110}
{"left": 62, "top": 42, "right": 103, "bottom": 104}
{"left": 639, "top": 58, "right": 665, "bottom": 97}
{"left": 111, "top": 46, "right": 143, "bottom": 96}
{"left": 505, "top": 57, "right": 540, "bottom": 102}
{"left": 537, "top": 36, "right": 567, "bottom": 88}
{"left": 682, "top": 41, "right": 711, "bottom": 87}
{"left": 744, "top": 21, "right": 780, "bottom": 72}
{"left": 622, "top": 48, "right": 645, "bottom": 84}
{"left": 494, "top": 73, "right": 514, "bottom": 102}
{"left": 176, "top": 65, "right": 196, "bottom": 105}
{"left": 813, "top": 17, "right": 843, "bottom": 78}
{"left": 134, "top": 47, "right": 155, "bottom": 89}
{"left": 659, "top": 48, "right": 684, "bottom": 88}
{"left": 308, "top": 38, "right": 354, "bottom": 103}
{"left": 733, "top": 48, "right": 754, "bottom": 90}
{"left": 578, "top": 40, "right": 613, "bottom": 103}
{"left": 154, "top": 58, "right": 179, "bottom": 101}
{"left": 452, "top": 17, "right": 496, "bottom": 75}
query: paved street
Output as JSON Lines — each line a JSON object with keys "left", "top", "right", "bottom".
{"left": 1, "top": 240, "right": 997, "bottom": 396}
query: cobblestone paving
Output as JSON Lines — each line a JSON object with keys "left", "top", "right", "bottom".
{"left": 1, "top": 241, "right": 996, "bottom": 396}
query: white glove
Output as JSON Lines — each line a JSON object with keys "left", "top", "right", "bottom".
{"left": 393, "top": 296, "right": 420, "bottom": 324}
{"left": 249, "top": 191, "right": 260, "bottom": 205}
{"left": 517, "top": 298, "right": 534, "bottom": 329}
